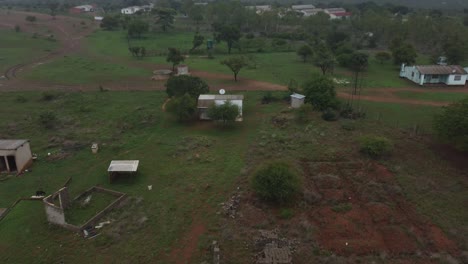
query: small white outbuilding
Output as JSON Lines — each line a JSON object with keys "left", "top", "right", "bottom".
{"left": 0, "top": 139, "right": 32, "bottom": 173}
{"left": 290, "top": 93, "right": 306, "bottom": 108}
{"left": 107, "top": 160, "right": 139, "bottom": 183}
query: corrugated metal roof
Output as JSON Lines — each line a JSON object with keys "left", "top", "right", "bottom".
{"left": 0, "top": 139, "right": 28, "bottom": 150}
{"left": 290, "top": 93, "right": 306, "bottom": 99}
{"left": 108, "top": 160, "right": 139, "bottom": 172}
{"left": 198, "top": 94, "right": 244, "bottom": 100}
{"left": 416, "top": 65, "right": 467, "bottom": 75}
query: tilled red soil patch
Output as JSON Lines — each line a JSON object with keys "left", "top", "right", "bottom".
{"left": 303, "top": 161, "right": 459, "bottom": 257}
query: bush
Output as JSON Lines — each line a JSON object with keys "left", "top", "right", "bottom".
{"left": 251, "top": 162, "right": 300, "bottom": 203}
{"left": 434, "top": 98, "right": 468, "bottom": 151}
{"left": 261, "top": 92, "right": 278, "bottom": 104}
{"left": 303, "top": 75, "right": 339, "bottom": 111}
{"left": 279, "top": 208, "right": 294, "bottom": 219}
{"left": 321, "top": 108, "right": 338, "bottom": 121}
{"left": 39, "top": 111, "right": 57, "bottom": 129}
{"left": 359, "top": 136, "right": 393, "bottom": 158}
{"left": 15, "top": 95, "right": 27, "bottom": 103}
{"left": 41, "top": 91, "right": 59, "bottom": 101}
{"left": 341, "top": 121, "right": 357, "bottom": 131}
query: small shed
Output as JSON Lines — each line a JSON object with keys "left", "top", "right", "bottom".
{"left": 107, "top": 160, "right": 139, "bottom": 183}
{"left": 176, "top": 65, "right": 190, "bottom": 76}
{"left": 197, "top": 94, "right": 244, "bottom": 121}
{"left": 290, "top": 93, "right": 306, "bottom": 108}
{"left": 0, "top": 139, "right": 32, "bottom": 174}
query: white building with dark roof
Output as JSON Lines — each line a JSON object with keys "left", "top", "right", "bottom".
{"left": 197, "top": 94, "right": 244, "bottom": 121}
{"left": 0, "top": 139, "right": 32, "bottom": 173}
{"left": 400, "top": 64, "right": 468, "bottom": 86}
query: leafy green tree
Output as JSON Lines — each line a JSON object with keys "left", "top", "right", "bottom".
{"left": 297, "top": 45, "right": 312, "bottom": 63}
{"left": 153, "top": 8, "right": 176, "bottom": 32}
{"left": 302, "top": 74, "right": 338, "bottom": 111}
{"left": 434, "top": 97, "right": 468, "bottom": 151}
{"left": 214, "top": 24, "right": 241, "bottom": 54}
{"left": 127, "top": 19, "right": 149, "bottom": 38}
{"left": 360, "top": 135, "right": 393, "bottom": 158}
{"left": 221, "top": 56, "right": 248, "bottom": 82}
{"left": 101, "top": 16, "right": 120, "bottom": 30}
{"left": 128, "top": 46, "right": 146, "bottom": 59}
{"left": 375, "top": 51, "right": 392, "bottom": 64}
{"left": 166, "top": 93, "right": 197, "bottom": 121}
{"left": 166, "top": 48, "right": 185, "bottom": 71}
{"left": 443, "top": 35, "right": 466, "bottom": 65}
{"left": 165, "top": 75, "right": 209, "bottom": 98}
{"left": 191, "top": 33, "right": 204, "bottom": 52}
{"left": 207, "top": 101, "right": 240, "bottom": 124}
{"left": 392, "top": 43, "right": 417, "bottom": 65}
{"left": 313, "top": 44, "right": 336, "bottom": 75}
{"left": 25, "top": 15, "right": 36, "bottom": 23}
{"left": 47, "top": 1, "right": 59, "bottom": 19}
{"left": 251, "top": 162, "right": 300, "bottom": 203}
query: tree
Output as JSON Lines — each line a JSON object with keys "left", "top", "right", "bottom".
{"left": 251, "top": 162, "right": 300, "bottom": 203}
{"left": 349, "top": 52, "right": 369, "bottom": 95}
{"left": 375, "top": 51, "right": 391, "bottom": 64}
{"left": 153, "top": 8, "right": 176, "bottom": 32}
{"left": 129, "top": 46, "right": 146, "bottom": 59}
{"left": 127, "top": 20, "right": 149, "bottom": 38}
{"left": 313, "top": 44, "right": 336, "bottom": 75}
{"left": 221, "top": 56, "right": 248, "bottom": 82}
{"left": 166, "top": 48, "right": 185, "bottom": 71}
{"left": 14, "top": 25, "right": 20, "bottom": 32}
{"left": 165, "top": 75, "right": 209, "bottom": 98}
{"left": 166, "top": 93, "right": 196, "bottom": 121}
{"left": 25, "top": 15, "right": 36, "bottom": 24}
{"left": 191, "top": 33, "right": 204, "bottom": 52}
{"left": 207, "top": 101, "right": 240, "bottom": 124}
{"left": 47, "top": 1, "right": 60, "bottom": 19}
{"left": 443, "top": 35, "right": 466, "bottom": 65}
{"left": 392, "top": 43, "right": 417, "bottom": 65}
{"left": 214, "top": 25, "right": 241, "bottom": 54}
{"left": 434, "top": 97, "right": 468, "bottom": 151}
{"left": 101, "top": 16, "right": 120, "bottom": 30}
{"left": 297, "top": 45, "right": 312, "bottom": 63}
{"left": 302, "top": 74, "right": 338, "bottom": 111}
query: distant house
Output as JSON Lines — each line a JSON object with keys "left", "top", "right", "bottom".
{"left": 400, "top": 64, "right": 468, "bottom": 86}
{"left": 0, "top": 139, "right": 32, "bottom": 174}
{"left": 292, "top": 4, "right": 315, "bottom": 10}
{"left": 246, "top": 5, "right": 272, "bottom": 14}
{"left": 197, "top": 94, "right": 244, "bottom": 121}
{"left": 121, "top": 4, "right": 153, "bottom": 15}
{"left": 69, "top": 4, "right": 95, "bottom": 14}
{"left": 300, "top": 8, "right": 324, "bottom": 17}
{"left": 325, "top": 8, "right": 352, "bottom": 19}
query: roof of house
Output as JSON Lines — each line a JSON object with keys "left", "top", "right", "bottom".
{"left": 198, "top": 94, "right": 244, "bottom": 108}
{"left": 332, "top": 12, "right": 352, "bottom": 17}
{"left": 0, "top": 139, "right": 29, "bottom": 150}
{"left": 416, "top": 65, "right": 467, "bottom": 75}
{"left": 292, "top": 4, "right": 315, "bottom": 10}
{"left": 74, "top": 5, "right": 93, "bottom": 9}
{"left": 108, "top": 160, "right": 139, "bottom": 172}
{"left": 325, "top": 8, "right": 346, "bottom": 13}
{"left": 290, "top": 93, "right": 306, "bottom": 99}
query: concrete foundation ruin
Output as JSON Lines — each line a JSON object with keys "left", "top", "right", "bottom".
{"left": 43, "top": 186, "right": 126, "bottom": 232}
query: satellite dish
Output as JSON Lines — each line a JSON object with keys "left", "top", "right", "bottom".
{"left": 219, "top": 89, "right": 226, "bottom": 95}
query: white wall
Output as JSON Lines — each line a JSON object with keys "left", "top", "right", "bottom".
{"left": 447, "top": 74, "right": 468, "bottom": 85}
{"left": 15, "top": 142, "right": 32, "bottom": 172}
{"left": 401, "top": 66, "right": 422, "bottom": 84}
{"left": 44, "top": 204, "right": 66, "bottom": 225}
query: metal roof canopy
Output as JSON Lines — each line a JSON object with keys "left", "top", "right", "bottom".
{"left": 108, "top": 160, "right": 139, "bottom": 172}
{"left": 0, "top": 139, "right": 29, "bottom": 150}
{"left": 290, "top": 93, "right": 306, "bottom": 99}
{"left": 416, "top": 65, "right": 467, "bottom": 75}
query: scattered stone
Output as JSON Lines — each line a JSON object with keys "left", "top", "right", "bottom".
{"left": 221, "top": 191, "right": 241, "bottom": 218}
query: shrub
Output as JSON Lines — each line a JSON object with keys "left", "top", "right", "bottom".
{"left": 245, "top": 33, "right": 255, "bottom": 39}
{"left": 251, "top": 162, "right": 300, "bottom": 203}
{"left": 279, "top": 208, "right": 294, "bottom": 219}
{"left": 303, "top": 74, "right": 339, "bottom": 111}
{"left": 41, "top": 91, "right": 58, "bottom": 101}
{"left": 15, "top": 95, "right": 27, "bottom": 103}
{"left": 433, "top": 97, "right": 468, "bottom": 151}
{"left": 207, "top": 101, "right": 240, "bottom": 124}
{"left": 39, "top": 111, "right": 57, "bottom": 129}
{"left": 261, "top": 92, "right": 277, "bottom": 104}
{"left": 359, "top": 136, "right": 393, "bottom": 158}
{"left": 341, "top": 121, "right": 356, "bottom": 131}
{"left": 321, "top": 108, "right": 338, "bottom": 121}
{"left": 332, "top": 203, "right": 352, "bottom": 213}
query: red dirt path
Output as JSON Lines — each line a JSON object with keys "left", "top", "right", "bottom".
{"left": 169, "top": 219, "right": 207, "bottom": 264}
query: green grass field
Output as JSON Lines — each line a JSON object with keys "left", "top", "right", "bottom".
{"left": 23, "top": 56, "right": 150, "bottom": 84}
{"left": 0, "top": 90, "right": 466, "bottom": 263}
{"left": 395, "top": 91, "right": 468, "bottom": 102}
{"left": 0, "top": 29, "right": 57, "bottom": 73}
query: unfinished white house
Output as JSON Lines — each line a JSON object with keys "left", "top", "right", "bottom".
{"left": 290, "top": 93, "right": 306, "bottom": 108}
{"left": 400, "top": 64, "right": 468, "bottom": 86}
{"left": 0, "top": 139, "right": 32, "bottom": 174}
{"left": 197, "top": 94, "right": 244, "bottom": 121}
